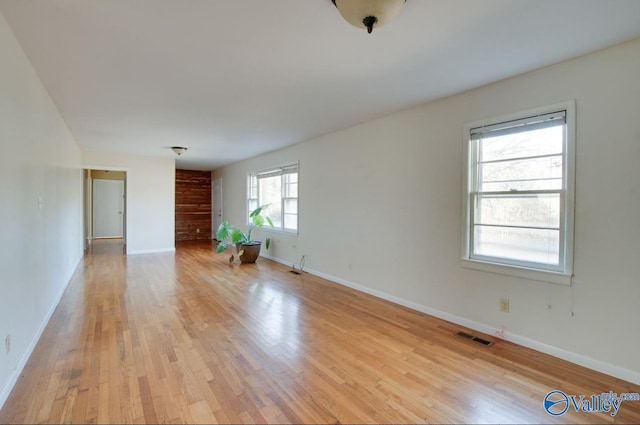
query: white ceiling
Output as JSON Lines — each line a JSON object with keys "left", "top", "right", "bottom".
{"left": 1, "top": 0, "right": 640, "bottom": 170}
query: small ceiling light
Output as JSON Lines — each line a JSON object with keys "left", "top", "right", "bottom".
{"left": 332, "top": 0, "right": 406, "bottom": 34}
{"left": 171, "top": 146, "right": 188, "bottom": 156}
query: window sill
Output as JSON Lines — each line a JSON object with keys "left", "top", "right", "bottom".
{"left": 461, "top": 258, "right": 572, "bottom": 286}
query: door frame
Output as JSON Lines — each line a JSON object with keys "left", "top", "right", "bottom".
{"left": 83, "top": 166, "right": 129, "bottom": 249}
{"left": 212, "top": 177, "right": 223, "bottom": 240}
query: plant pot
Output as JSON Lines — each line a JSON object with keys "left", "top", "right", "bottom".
{"left": 236, "top": 242, "right": 261, "bottom": 264}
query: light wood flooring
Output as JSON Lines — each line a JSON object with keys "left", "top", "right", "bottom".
{"left": 1, "top": 239, "right": 639, "bottom": 424}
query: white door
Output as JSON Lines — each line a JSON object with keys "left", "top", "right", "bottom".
{"left": 93, "top": 179, "right": 124, "bottom": 238}
{"left": 212, "top": 178, "right": 223, "bottom": 239}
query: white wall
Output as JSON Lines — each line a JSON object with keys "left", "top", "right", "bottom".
{"left": 0, "top": 13, "right": 83, "bottom": 407}
{"left": 82, "top": 152, "right": 176, "bottom": 254}
{"left": 213, "top": 39, "right": 640, "bottom": 384}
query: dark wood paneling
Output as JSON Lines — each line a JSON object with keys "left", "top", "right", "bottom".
{"left": 175, "top": 169, "right": 211, "bottom": 241}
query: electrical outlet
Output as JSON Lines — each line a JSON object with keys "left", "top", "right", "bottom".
{"left": 196, "top": 228, "right": 200, "bottom": 233}
{"left": 5, "top": 335, "right": 10, "bottom": 354}
{"left": 500, "top": 298, "right": 510, "bottom": 313}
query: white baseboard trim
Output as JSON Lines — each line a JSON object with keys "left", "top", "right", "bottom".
{"left": 127, "top": 247, "right": 176, "bottom": 255}
{"left": 259, "top": 253, "right": 292, "bottom": 267}
{"left": 261, "top": 254, "right": 640, "bottom": 385}
{"left": 0, "top": 256, "right": 82, "bottom": 410}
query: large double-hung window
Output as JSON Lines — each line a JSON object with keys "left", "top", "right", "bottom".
{"left": 248, "top": 163, "right": 298, "bottom": 233}
{"left": 463, "top": 102, "right": 575, "bottom": 284}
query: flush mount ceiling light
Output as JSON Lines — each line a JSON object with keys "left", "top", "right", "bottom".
{"left": 332, "top": 0, "right": 406, "bottom": 34}
{"left": 171, "top": 146, "right": 188, "bottom": 156}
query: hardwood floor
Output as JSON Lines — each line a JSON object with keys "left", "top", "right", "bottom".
{"left": 1, "top": 240, "right": 639, "bottom": 424}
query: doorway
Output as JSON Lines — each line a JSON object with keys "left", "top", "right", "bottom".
{"left": 212, "top": 178, "right": 223, "bottom": 239}
{"left": 83, "top": 169, "right": 127, "bottom": 248}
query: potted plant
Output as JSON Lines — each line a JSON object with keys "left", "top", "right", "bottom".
{"left": 215, "top": 205, "right": 274, "bottom": 264}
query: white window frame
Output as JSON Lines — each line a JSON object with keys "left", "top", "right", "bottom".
{"left": 247, "top": 162, "right": 299, "bottom": 234}
{"left": 461, "top": 101, "right": 576, "bottom": 285}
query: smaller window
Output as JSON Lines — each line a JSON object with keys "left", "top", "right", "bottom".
{"left": 247, "top": 163, "right": 298, "bottom": 233}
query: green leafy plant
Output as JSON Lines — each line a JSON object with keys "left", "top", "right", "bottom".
{"left": 215, "top": 205, "right": 274, "bottom": 259}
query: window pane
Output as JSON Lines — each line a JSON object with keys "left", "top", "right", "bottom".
{"left": 284, "top": 213, "right": 297, "bottom": 230}
{"left": 476, "top": 194, "right": 560, "bottom": 229}
{"left": 474, "top": 226, "right": 559, "bottom": 265}
{"left": 286, "top": 173, "right": 298, "bottom": 184}
{"left": 284, "top": 199, "right": 297, "bottom": 214}
{"left": 248, "top": 199, "right": 258, "bottom": 214}
{"left": 248, "top": 175, "right": 258, "bottom": 198}
{"left": 480, "top": 155, "right": 563, "bottom": 191}
{"left": 480, "top": 126, "right": 563, "bottom": 162}
{"left": 259, "top": 175, "right": 282, "bottom": 227}
{"left": 285, "top": 182, "right": 298, "bottom": 198}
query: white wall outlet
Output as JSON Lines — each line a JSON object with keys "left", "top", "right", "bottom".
{"left": 500, "top": 298, "right": 510, "bottom": 313}
{"left": 5, "top": 335, "right": 10, "bottom": 354}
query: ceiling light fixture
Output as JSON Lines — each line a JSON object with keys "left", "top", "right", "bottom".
{"left": 332, "top": 0, "right": 406, "bottom": 34}
{"left": 171, "top": 146, "right": 188, "bottom": 156}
